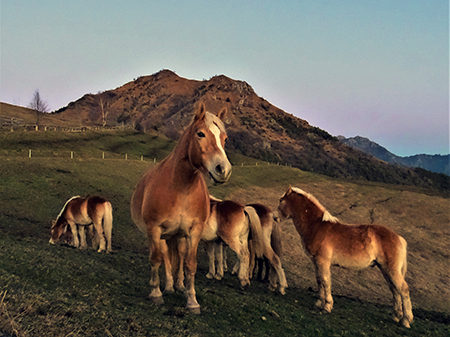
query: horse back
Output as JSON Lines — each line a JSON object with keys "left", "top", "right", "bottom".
{"left": 247, "top": 203, "right": 273, "bottom": 229}
{"left": 215, "top": 200, "right": 246, "bottom": 237}
{"left": 87, "top": 196, "right": 110, "bottom": 220}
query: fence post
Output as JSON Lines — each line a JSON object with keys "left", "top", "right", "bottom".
{"left": 154, "top": 158, "right": 156, "bottom": 163}
{"left": 71, "top": 151, "right": 74, "bottom": 159}
{"left": 29, "top": 149, "right": 32, "bottom": 158}
{"left": 141, "top": 155, "right": 143, "bottom": 161}
{"left": 102, "top": 152, "right": 105, "bottom": 159}
{"left": 125, "top": 154, "right": 128, "bottom": 160}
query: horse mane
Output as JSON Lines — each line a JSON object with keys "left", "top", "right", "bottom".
{"left": 56, "top": 195, "right": 80, "bottom": 221}
{"left": 290, "top": 187, "right": 338, "bottom": 223}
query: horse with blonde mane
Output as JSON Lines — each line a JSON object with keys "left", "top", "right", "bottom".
{"left": 277, "top": 186, "right": 413, "bottom": 328}
{"left": 50, "top": 195, "right": 113, "bottom": 253}
{"left": 203, "top": 197, "right": 264, "bottom": 289}
{"left": 247, "top": 203, "right": 288, "bottom": 295}
{"left": 130, "top": 103, "right": 231, "bottom": 314}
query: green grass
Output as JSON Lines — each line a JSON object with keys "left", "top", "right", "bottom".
{"left": 0, "top": 130, "right": 449, "bottom": 336}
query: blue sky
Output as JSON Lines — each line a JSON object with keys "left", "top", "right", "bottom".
{"left": 1, "top": 0, "right": 448, "bottom": 156}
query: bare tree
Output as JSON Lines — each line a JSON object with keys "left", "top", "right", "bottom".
{"left": 97, "top": 94, "right": 110, "bottom": 127}
{"left": 28, "top": 89, "right": 49, "bottom": 125}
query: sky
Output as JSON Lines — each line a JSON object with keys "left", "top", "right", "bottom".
{"left": 1, "top": 0, "right": 448, "bottom": 157}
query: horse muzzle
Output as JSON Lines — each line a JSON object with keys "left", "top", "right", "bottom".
{"left": 208, "top": 159, "right": 232, "bottom": 184}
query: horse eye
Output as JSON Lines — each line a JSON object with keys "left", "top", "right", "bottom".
{"left": 197, "top": 131, "right": 205, "bottom": 138}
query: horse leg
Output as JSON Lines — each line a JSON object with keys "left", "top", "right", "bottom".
{"left": 67, "top": 221, "right": 79, "bottom": 248}
{"left": 314, "top": 259, "right": 333, "bottom": 313}
{"left": 92, "top": 218, "right": 106, "bottom": 252}
{"left": 148, "top": 235, "right": 164, "bottom": 305}
{"left": 214, "top": 241, "right": 224, "bottom": 280}
{"left": 78, "top": 225, "right": 88, "bottom": 249}
{"left": 184, "top": 228, "right": 202, "bottom": 314}
{"left": 379, "top": 265, "right": 413, "bottom": 328}
{"left": 222, "top": 244, "right": 228, "bottom": 272}
{"left": 265, "top": 248, "right": 288, "bottom": 295}
{"left": 205, "top": 241, "right": 216, "bottom": 279}
{"left": 175, "top": 237, "right": 186, "bottom": 291}
{"left": 160, "top": 240, "right": 174, "bottom": 293}
{"left": 226, "top": 239, "right": 250, "bottom": 289}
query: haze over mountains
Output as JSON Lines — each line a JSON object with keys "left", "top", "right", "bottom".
{"left": 2, "top": 70, "right": 449, "bottom": 192}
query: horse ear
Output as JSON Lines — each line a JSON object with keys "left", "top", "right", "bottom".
{"left": 195, "top": 102, "right": 206, "bottom": 121}
{"left": 51, "top": 220, "right": 56, "bottom": 228}
{"left": 218, "top": 107, "right": 230, "bottom": 124}
{"left": 287, "top": 185, "right": 293, "bottom": 195}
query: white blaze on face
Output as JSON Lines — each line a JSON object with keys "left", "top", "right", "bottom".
{"left": 209, "top": 122, "right": 226, "bottom": 157}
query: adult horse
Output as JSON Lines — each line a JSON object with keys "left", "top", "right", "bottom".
{"left": 277, "top": 186, "right": 413, "bottom": 328}
{"left": 130, "top": 103, "right": 232, "bottom": 314}
{"left": 50, "top": 195, "right": 113, "bottom": 253}
{"left": 203, "top": 198, "right": 264, "bottom": 288}
{"left": 247, "top": 203, "right": 288, "bottom": 295}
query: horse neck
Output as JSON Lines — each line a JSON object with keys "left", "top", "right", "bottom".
{"left": 291, "top": 197, "right": 324, "bottom": 237}
{"left": 167, "top": 128, "right": 203, "bottom": 188}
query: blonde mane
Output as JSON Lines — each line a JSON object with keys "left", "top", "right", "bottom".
{"left": 291, "top": 187, "right": 338, "bottom": 223}
{"left": 56, "top": 195, "right": 80, "bottom": 220}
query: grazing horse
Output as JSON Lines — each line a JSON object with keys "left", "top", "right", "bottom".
{"left": 247, "top": 203, "right": 288, "bottom": 295}
{"left": 50, "top": 196, "right": 113, "bottom": 253}
{"left": 277, "top": 186, "right": 413, "bottom": 328}
{"left": 130, "top": 103, "right": 232, "bottom": 314}
{"left": 203, "top": 198, "right": 264, "bottom": 288}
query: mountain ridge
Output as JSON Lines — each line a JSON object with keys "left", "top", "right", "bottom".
{"left": 338, "top": 135, "right": 449, "bottom": 176}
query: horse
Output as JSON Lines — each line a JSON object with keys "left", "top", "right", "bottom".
{"left": 203, "top": 198, "right": 264, "bottom": 289}
{"left": 247, "top": 203, "right": 288, "bottom": 295}
{"left": 50, "top": 195, "right": 113, "bottom": 253}
{"left": 277, "top": 186, "right": 413, "bottom": 328}
{"left": 130, "top": 103, "right": 232, "bottom": 314}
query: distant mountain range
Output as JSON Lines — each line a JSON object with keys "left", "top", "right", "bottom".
{"left": 338, "top": 136, "right": 449, "bottom": 176}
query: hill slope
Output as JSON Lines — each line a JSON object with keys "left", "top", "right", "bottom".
{"left": 3, "top": 70, "right": 449, "bottom": 192}
{"left": 339, "top": 135, "right": 450, "bottom": 176}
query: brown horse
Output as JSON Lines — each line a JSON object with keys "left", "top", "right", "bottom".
{"left": 277, "top": 186, "right": 413, "bottom": 328}
{"left": 203, "top": 198, "right": 264, "bottom": 288}
{"left": 247, "top": 203, "right": 288, "bottom": 295}
{"left": 50, "top": 196, "right": 113, "bottom": 253}
{"left": 130, "top": 103, "right": 232, "bottom": 313}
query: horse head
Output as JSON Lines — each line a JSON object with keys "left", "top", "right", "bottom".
{"left": 188, "top": 103, "right": 232, "bottom": 184}
{"left": 277, "top": 186, "right": 295, "bottom": 220}
{"left": 49, "top": 218, "right": 67, "bottom": 244}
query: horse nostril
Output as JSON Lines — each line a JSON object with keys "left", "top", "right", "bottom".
{"left": 215, "top": 164, "right": 223, "bottom": 174}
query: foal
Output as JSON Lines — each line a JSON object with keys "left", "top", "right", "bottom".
{"left": 277, "top": 186, "right": 413, "bottom": 328}
{"left": 50, "top": 195, "right": 113, "bottom": 253}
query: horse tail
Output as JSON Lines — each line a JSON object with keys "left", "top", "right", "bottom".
{"left": 103, "top": 201, "right": 113, "bottom": 251}
{"left": 271, "top": 218, "right": 283, "bottom": 259}
{"left": 244, "top": 206, "right": 264, "bottom": 258}
{"left": 399, "top": 235, "right": 408, "bottom": 277}
{"left": 166, "top": 237, "right": 180, "bottom": 281}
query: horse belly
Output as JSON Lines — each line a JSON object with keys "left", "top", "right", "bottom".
{"left": 331, "top": 252, "right": 374, "bottom": 269}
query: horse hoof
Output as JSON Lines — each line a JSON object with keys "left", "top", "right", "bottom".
{"left": 400, "top": 318, "right": 411, "bottom": 328}
{"left": 279, "top": 287, "right": 286, "bottom": 295}
{"left": 214, "top": 274, "right": 223, "bottom": 281}
{"left": 164, "top": 287, "right": 175, "bottom": 294}
{"left": 206, "top": 273, "right": 214, "bottom": 279}
{"left": 149, "top": 295, "right": 164, "bottom": 305}
{"left": 188, "top": 306, "right": 201, "bottom": 315}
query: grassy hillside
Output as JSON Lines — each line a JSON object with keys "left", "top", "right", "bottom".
{"left": 0, "top": 131, "right": 449, "bottom": 336}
